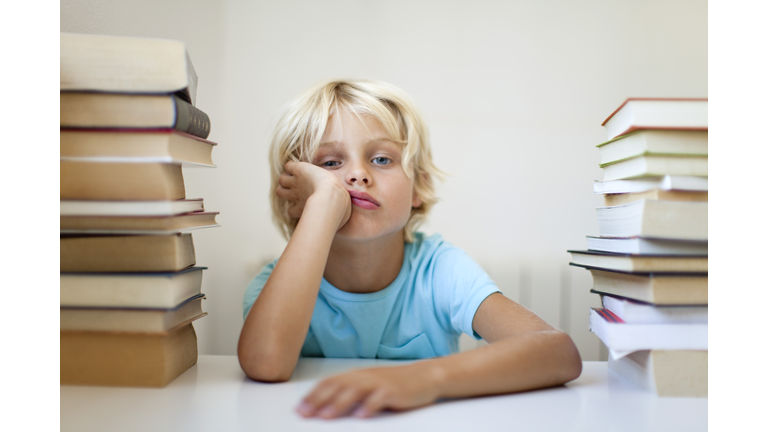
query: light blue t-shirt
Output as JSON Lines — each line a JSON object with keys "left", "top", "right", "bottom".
{"left": 242, "top": 232, "right": 500, "bottom": 359}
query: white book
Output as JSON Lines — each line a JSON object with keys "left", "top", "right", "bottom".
{"left": 596, "top": 200, "right": 708, "bottom": 241}
{"left": 601, "top": 295, "right": 708, "bottom": 324}
{"left": 596, "top": 130, "right": 708, "bottom": 165}
{"left": 60, "top": 199, "right": 204, "bottom": 216}
{"left": 593, "top": 176, "right": 708, "bottom": 194}
{"left": 589, "top": 308, "right": 707, "bottom": 352}
{"left": 602, "top": 98, "right": 708, "bottom": 140}
{"left": 586, "top": 236, "right": 707, "bottom": 255}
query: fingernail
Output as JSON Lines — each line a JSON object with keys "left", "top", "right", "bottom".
{"left": 353, "top": 407, "right": 369, "bottom": 418}
{"left": 296, "top": 402, "right": 312, "bottom": 416}
{"left": 319, "top": 406, "right": 336, "bottom": 418}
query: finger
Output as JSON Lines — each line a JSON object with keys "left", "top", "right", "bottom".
{"left": 275, "top": 186, "right": 294, "bottom": 201}
{"left": 317, "top": 387, "right": 366, "bottom": 419}
{"left": 278, "top": 173, "right": 295, "bottom": 188}
{"left": 284, "top": 160, "right": 299, "bottom": 175}
{"left": 355, "top": 387, "right": 392, "bottom": 418}
{"left": 297, "top": 381, "right": 341, "bottom": 417}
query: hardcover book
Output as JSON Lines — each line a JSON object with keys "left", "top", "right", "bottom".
{"left": 60, "top": 92, "right": 211, "bottom": 138}
{"left": 600, "top": 294, "right": 708, "bottom": 324}
{"left": 588, "top": 308, "right": 707, "bottom": 351}
{"left": 60, "top": 211, "right": 219, "bottom": 234}
{"left": 586, "top": 236, "right": 708, "bottom": 255}
{"left": 60, "top": 199, "right": 204, "bottom": 217}
{"left": 60, "top": 129, "right": 217, "bottom": 166}
{"left": 60, "top": 33, "right": 199, "bottom": 105}
{"left": 596, "top": 129, "right": 707, "bottom": 165}
{"left": 60, "top": 295, "right": 207, "bottom": 333}
{"left": 596, "top": 200, "right": 708, "bottom": 241}
{"left": 60, "top": 161, "right": 185, "bottom": 201}
{"left": 571, "top": 263, "right": 708, "bottom": 305}
{"left": 60, "top": 323, "right": 198, "bottom": 387}
{"left": 602, "top": 98, "right": 708, "bottom": 140}
{"left": 60, "top": 266, "right": 206, "bottom": 308}
{"left": 60, "top": 233, "right": 196, "bottom": 272}
{"left": 568, "top": 250, "right": 707, "bottom": 273}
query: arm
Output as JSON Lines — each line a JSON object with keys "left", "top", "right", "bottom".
{"left": 297, "top": 293, "right": 582, "bottom": 418}
{"left": 237, "top": 161, "right": 351, "bottom": 382}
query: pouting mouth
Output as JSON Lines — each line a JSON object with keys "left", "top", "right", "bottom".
{"left": 348, "top": 189, "right": 380, "bottom": 206}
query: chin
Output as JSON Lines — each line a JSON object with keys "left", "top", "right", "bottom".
{"left": 335, "top": 213, "right": 405, "bottom": 242}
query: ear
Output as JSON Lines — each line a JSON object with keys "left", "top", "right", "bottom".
{"left": 411, "top": 189, "right": 422, "bottom": 208}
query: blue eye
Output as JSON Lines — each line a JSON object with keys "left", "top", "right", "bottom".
{"left": 372, "top": 157, "right": 391, "bottom": 165}
{"left": 321, "top": 160, "right": 340, "bottom": 167}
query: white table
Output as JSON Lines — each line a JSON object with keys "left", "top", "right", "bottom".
{"left": 61, "top": 355, "right": 707, "bottom": 431}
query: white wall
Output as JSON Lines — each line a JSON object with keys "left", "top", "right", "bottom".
{"left": 61, "top": 0, "right": 707, "bottom": 360}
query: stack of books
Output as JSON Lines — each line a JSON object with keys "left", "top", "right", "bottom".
{"left": 60, "top": 33, "right": 219, "bottom": 387}
{"left": 569, "top": 98, "right": 708, "bottom": 397}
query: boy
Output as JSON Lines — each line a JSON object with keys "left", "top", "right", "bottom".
{"left": 238, "top": 79, "right": 582, "bottom": 419}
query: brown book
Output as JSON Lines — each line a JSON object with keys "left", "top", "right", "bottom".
{"left": 60, "top": 212, "right": 219, "bottom": 234}
{"left": 572, "top": 264, "right": 708, "bottom": 305}
{"left": 61, "top": 323, "right": 198, "bottom": 388}
{"left": 60, "top": 295, "right": 207, "bottom": 333}
{"left": 60, "top": 233, "right": 195, "bottom": 272}
{"left": 61, "top": 161, "right": 185, "bottom": 200}
{"left": 608, "top": 350, "right": 707, "bottom": 397}
{"left": 60, "top": 92, "right": 211, "bottom": 139}
{"left": 60, "top": 130, "right": 216, "bottom": 166}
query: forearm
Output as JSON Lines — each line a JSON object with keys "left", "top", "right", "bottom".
{"left": 238, "top": 194, "right": 346, "bottom": 381}
{"left": 421, "top": 330, "right": 582, "bottom": 399}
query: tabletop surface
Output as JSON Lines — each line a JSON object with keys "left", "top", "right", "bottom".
{"left": 61, "top": 355, "right": 707, "bottom": 432}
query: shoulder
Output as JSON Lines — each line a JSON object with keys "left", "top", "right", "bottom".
{"left": 407, "top": 232, "right": 477, "bottom": 271}
{"left": 242, "top": 259, "right": 278, "bottom": 319}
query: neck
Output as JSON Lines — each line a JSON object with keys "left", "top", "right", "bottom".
{"left": 324, "top": 230, "right": 406, "bottom": 293}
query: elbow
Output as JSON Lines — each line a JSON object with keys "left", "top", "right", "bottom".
{"left": 553, "top": 331, "right": 582, "bottom": 383}
{"left": 237, "top": 340, "right": 295, "bottom": 383}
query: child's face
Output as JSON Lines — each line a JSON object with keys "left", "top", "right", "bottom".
{"left": 311, "top": 108, "right": 421, "bottom": 242}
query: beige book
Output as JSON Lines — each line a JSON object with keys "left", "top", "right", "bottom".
{"left": 596, "top": 200, "right": 708, "bottom": 241}
{"left": 60, "top": 233, "right": 195, "bottom": 272}
{"left": 60, "top": 161, "right": 185, "bottom": 201}
{"left": 60, "top": 33, "right": 198, "bottom": 105}
{"left": 60, "top": 296, "right": 207, "bottom": 333}
{"left": 60, "top": 267, "right": 205, "bottom": 308}
{"left": 603, "top": 190, "right": 708, "bottom": 206}
{"left": 61, "top": 324, "right": 198, "bottom": 388}
{"left": 60, "top": 130, "right": 216, "bottom": 166}
{"left": 579, "top": 266, "right": 707, "bottom": 305}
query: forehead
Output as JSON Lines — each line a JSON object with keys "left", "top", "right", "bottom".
{"left": 321, "top": 108, "right": 392, "bottom": 143}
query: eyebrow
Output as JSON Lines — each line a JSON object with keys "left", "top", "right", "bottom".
{"left": 317, "top": 137, "right": 396, "bottom": 148}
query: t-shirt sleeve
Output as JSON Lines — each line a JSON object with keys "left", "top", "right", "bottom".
{"left": 242, "top": 259, "right": 277, "bottom": 321}
{"left": 431, "top": 247, "right": 500, "bottom": 340}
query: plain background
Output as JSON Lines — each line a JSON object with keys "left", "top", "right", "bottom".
{"left": 2, "top": 0, "right": 765, "bottom": 429}
{"left": 57, "top": 0, "right": 709, "bottom": 361}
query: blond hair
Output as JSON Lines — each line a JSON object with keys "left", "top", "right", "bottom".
{"left": 268, "top": 79, "right": 444, "bottom": 242}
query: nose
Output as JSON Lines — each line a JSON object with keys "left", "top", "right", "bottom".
{"left": 345, "top": 160, "right": 371, "bottom": 185}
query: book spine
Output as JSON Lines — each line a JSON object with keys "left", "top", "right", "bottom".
{"left": 174, "top": 96, "right": 211, "bottom": 139}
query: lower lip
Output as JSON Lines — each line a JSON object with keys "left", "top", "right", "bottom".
{"left": 351, "top": 197, "right": 380, "bottom": 210}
